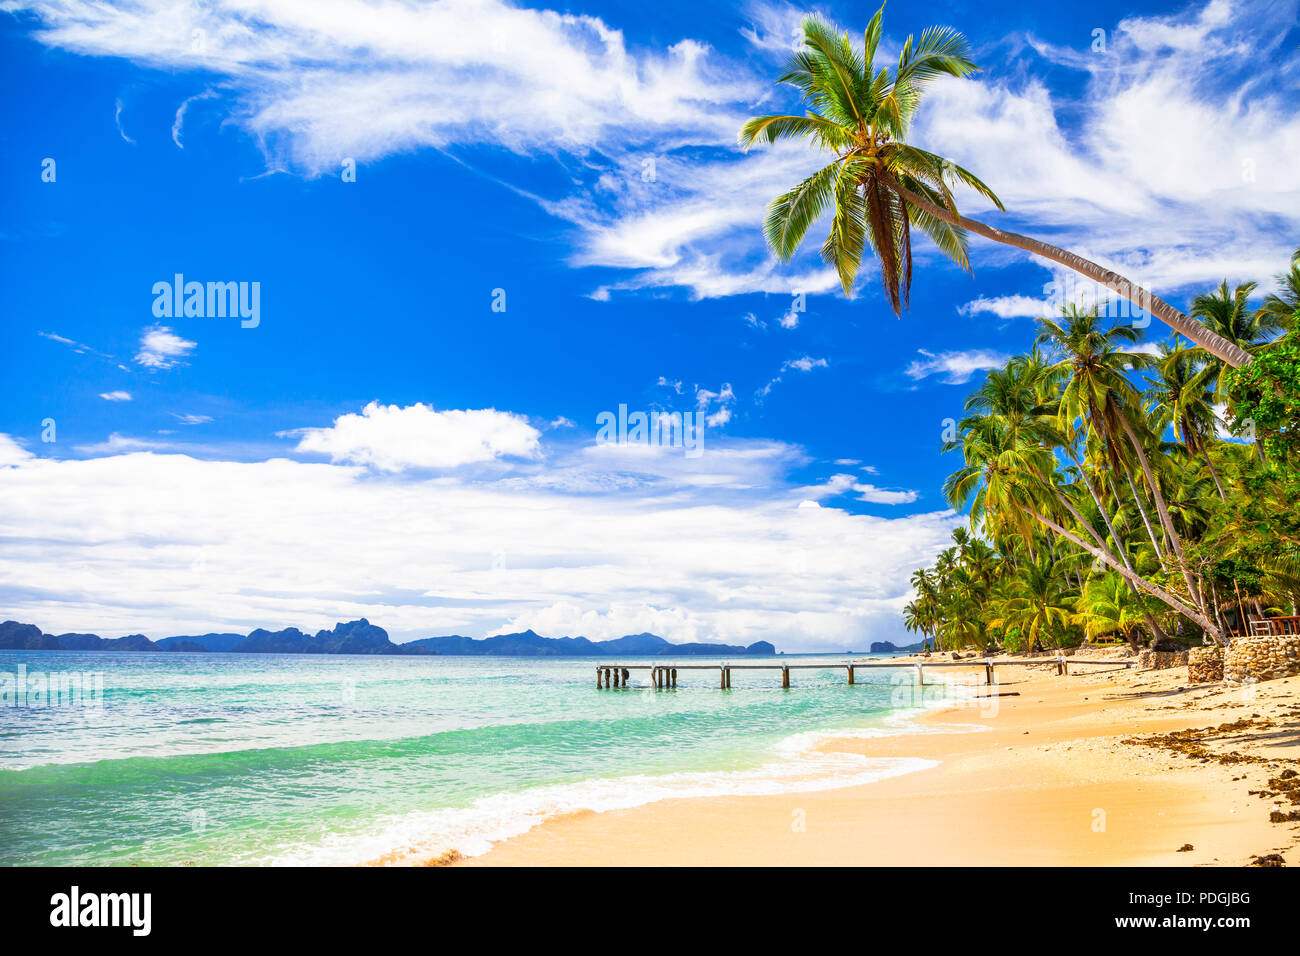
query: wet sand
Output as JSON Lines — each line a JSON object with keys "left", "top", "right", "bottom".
{"left": 460, "top": 663, "right": 1300, "bottom": 866}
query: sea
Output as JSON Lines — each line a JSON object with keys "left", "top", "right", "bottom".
{"left": 0, "top": 650, "right": 966, "bottom": 865}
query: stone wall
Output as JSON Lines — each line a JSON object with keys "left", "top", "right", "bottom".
{"left": 1138, "top": 649, "right": 1189, "bottom": 670}
{"left": 1188, "top": 645, "right": 1224, "bottom": 683}
{"left": 1224, "top": 635, "right": 1300, "bottom": 685}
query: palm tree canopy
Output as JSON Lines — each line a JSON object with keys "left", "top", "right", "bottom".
{"left": 738, "top": 6, "right": 1003, "bottom": 311}
{"left": 740, "top": 8, "right": 1257, "bottom": 370}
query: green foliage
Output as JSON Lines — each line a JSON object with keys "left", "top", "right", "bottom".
{"left": 1225, "top": 333, "right": 1300, "bottom": 485}
{"left": 905, "top": 249, "right": 1300, "bottom": 651}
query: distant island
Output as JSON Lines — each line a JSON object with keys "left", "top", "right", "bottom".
{"left": 0, "top": 619, "right": 777, "bottom": 658}
{"left": 868, "top": 640, "right": 926, "bottom": 654}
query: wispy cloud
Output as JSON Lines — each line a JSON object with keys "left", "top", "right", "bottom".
{"left": 759, "top": 355, "right": 829, "bottom": 397}
{"left": 99, "top": 390, "right": 132, "bottom": 402}
{"left": 15, "top": 0, "right": 1291, "bottom": 305}
{"left": 799, "top": 472, "right": 919, "bottom": 506}
{"left": 113, "top": 97, "right": 135, "bottom": 144}
{"left": 905, "top": 348, "right": 1010, "bottom": 385}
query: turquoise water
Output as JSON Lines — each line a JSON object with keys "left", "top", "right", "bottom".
{"left": 0, "top": 651, "right": 938, "bottom": 865}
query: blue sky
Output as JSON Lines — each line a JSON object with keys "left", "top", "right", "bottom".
{"left": 1, "top": 0, "right": 1297, "bottom": 649}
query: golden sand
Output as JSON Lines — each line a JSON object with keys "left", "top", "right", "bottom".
{"left": 460, "top": 663, "right": 1300, "bottom": 866}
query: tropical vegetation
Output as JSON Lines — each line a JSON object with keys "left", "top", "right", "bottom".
{"left": 902, "top": 257, "right": 1300, "bottom": 653}
{"left": 742, "top": 8, "right": 1300, "bottom": 652}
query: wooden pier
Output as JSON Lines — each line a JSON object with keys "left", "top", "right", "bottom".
{"left": 594, "top": 656, "right": 1133, "bottom": 690}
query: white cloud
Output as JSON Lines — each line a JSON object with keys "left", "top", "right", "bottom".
{"left": 656, "top": 376, "right": 683, "bottom": 394}
{"left": 9, "top": 0, "right": 1298, "bottom": 306}
{"left": 800, "top": 472, "right": 919, "bottom": 506}
{"left": 8, "top": 0, "right": 754, "bottom": 167}
{"left": 291, "top": 401, "right": 542, "bottom": 472}
{"left": 135, "top": 325, "right": 196, "bottom": 369}
{"left": 854, "top": 484, "right": 920, "bottom": 505}
{"left": 0, "top": 431, "right": 959, "bottom": 650}
{"left": 0, "top": 435, "right": 34, "bottom": 467}
{"left": 959, "top": 294, "right": 1051, "bottom": 319}
{"left": 72, "top": 433, "right": 166, "bottom": 455}
{"left": 694, "top": 383, "right": 735, "bottom": 429}
{"left": 905, "top": 348, "right": 1010, "bottom": 385}
{"left": 783, "top": 355, "right": 827, "bottom": 373}
{"left": 912, "top": 0, "right": 1300, "bottom": 301}
{"left": 99, "top": 391, "right": 132, "bottom": 402}
{"left": 173, "top": 413, "right": 214, "bottom": 425}
{"left": 113, "top": 97, "right": 135, "bottom": 144}
{"left": 758, "top": 355, "right": 829, "bottom": 397}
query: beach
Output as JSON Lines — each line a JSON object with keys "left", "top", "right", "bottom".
{"left": 463, "top": 662, "right": 1300, "bottom": 866}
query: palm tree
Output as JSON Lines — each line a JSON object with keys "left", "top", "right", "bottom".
{"left": 1256, "top": 247, "right": 1300, "bottom": 332}
{"left": 1190, "top": 280, "right": 1279, "bottom": 395}
{"left": 984, "top": 552, "right": 1073, "bottom": 651}
{"left": 739, "top": 7, "right": 1253, "bottom": 368}
{"left": 1036, "top": 306, "right": 1210, "bottom": 619}
{"left": 1146, "top": 342, "right": 1227, "bottom": 500}
{"left": 944, "top": 378, "right": 1225, "bottom": 641}
{"left": 1072, "top": 572, "right": 1149, "bottom": 648}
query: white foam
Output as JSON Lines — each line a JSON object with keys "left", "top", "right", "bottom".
{"left": 263, "top": 723, "right": 943, "bottom": 866}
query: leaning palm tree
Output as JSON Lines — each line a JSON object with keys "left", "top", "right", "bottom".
{"left": 1190, "top": 280, "right": 1279, "bottom": 395}
{"left": 739, "top": 7, "right": 1252, "bottom": 368}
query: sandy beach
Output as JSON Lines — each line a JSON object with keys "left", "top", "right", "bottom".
{"left": 461, "top": 661, "right": 1300, "bottom": 866}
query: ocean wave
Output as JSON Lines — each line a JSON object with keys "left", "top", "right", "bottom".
{"left": 264, "top": 723, "right": 943, "bottom": 866}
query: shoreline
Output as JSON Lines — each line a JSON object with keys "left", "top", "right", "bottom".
{"left": 455, "top": 663, "right": 1300, "bottom": 866}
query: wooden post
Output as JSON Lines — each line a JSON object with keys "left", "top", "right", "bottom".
{"left": 720, "top": 666, "right": 726, "bottom": 689}
{"left": 1061, "top": 657, "right": 1069, "bottom": 677}
{"left": 781, "top": 666, "right": 790, "bottom": 689}
{"left": 622, "top": 668, "right": 630, "bottom": 685}
{"left": 604, "top": 668, "right": 611, "bottom": 689}
{"left": 671, "top": 668, "right": 677, "bottom": 688}
{"left": 985, "top": 662, "right": 993, "bottom": 685}
{"left": 726, "top": 667, "right": 731, "bottom": 689}
{"left": 915, "top": 663, "right": 924, "bottom": 688}
{"left": 847, "top": 665, "right": 854, "bottom": 685}
{"left": 597, "top": 667, "right": 603, "bottom": 689}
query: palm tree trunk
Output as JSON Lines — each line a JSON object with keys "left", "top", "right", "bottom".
{"left": 1041, "top": 490, "right": 1167, "bottom": 644}
{"left": 1203, "top": 447, "right": 1227, "bottom": 502}
{"left": 890, "top": 182, "right": 1255, "bottom": 368}
{"left": 1027, "top": 507, "right": 1226, "bottom": 643}
{"left": 1123, "top": 469, "right": 1165, "bottom": 560}
{"left": 1069, "top": 451, "right": 1133, "bottom": 571}
{"left": 1117, "top": 412, "right": 1206, "bottom": 611}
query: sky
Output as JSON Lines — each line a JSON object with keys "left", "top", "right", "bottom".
{"left": 0, "top": 0, "right": 1297, "bottom": 650}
